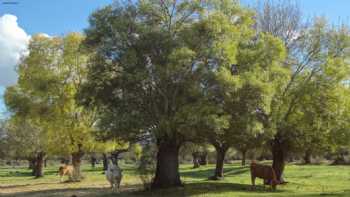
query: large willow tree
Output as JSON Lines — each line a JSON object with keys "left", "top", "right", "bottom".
{"left": 79, "top": 0, "right": 288, "bottom": 188}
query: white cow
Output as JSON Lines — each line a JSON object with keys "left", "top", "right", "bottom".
{"left": 105, "top": 160, "right": 123, "bottom": 192}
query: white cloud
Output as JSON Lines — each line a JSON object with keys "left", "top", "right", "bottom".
{"left": 0, "top": 14, "right": 30, "bottom": 86}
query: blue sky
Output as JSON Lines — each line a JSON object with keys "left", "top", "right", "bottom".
{"left": 0, "top": 0, "right": 350, "bottom": 117}
{"left": 1, "top": 0, "right": 349, "bottom": 36}
{"left": 0, "top": 0, "right": 113, "bottom": 35}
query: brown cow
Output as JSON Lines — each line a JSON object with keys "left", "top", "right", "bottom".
{"left": 250, "top": 161, "right": 279, "bottom": 190}
{"left": 58, "top": 165, "right": 74, "bottom": 182}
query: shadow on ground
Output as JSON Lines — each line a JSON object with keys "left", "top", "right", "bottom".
{"left": 1, "top": 185, "right": 141, "bottom": 197}
{"left": 1, "top": 182, "right": 283, "bottom": 197}
{"left": 181, "top": 166, "right": 249, "bottom": 180}
{"left": 0, "top": 169, "right": 59, "bottom": 177}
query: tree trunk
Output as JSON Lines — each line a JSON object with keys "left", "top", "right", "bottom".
{"left": 241, "top": 150, "right": 247, "bottom": 166}
{"left": 28, "top": 157, "right": 36, "bottom": 176}
{"left": 199, "top": 151, "right": 208, "bottom": 165}
{"left": 303, "top": 150, "right": 311, "bottom": 164}
{"left": 91, "top": 155, "right": 97, "bottom": 168}
{"left": 192, "top": 152, "right": 200, "bottom": 168}
{"left": 272, "top": 138, "right": 286, "bottom": 183}
{"left": 71, "top": 145, "right": 84, "bottom": 182}
{"left": 34, "top": 152, "right": 45, "bottom": 178}
{"left": 210, "top": 145, "right": 228, "bottom": 180}
{"left": 102, "top": 153, "right": 108, "bottom": 173}
{"left": 151, "top": 141, "right": 182, "bottom": 189}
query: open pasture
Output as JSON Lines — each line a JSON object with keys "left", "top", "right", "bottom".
{"left": 1, "top": 163, "right": 350, "bottom": 197}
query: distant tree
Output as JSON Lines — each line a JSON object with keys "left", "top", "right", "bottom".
{"left": 255, "top": 0, "right": 350, "bottom": 181}
{"left": 180, "top": 142, "right": 210, "bottom": 168}
{"left": 202, "top": 32, "right": 288, "bottom": 179}
{"left": 5, "top": 33, "right": 100, "bottom": 181}
{"left": 0, "top": 120, "right": 7, "bottom": 159}
{"left": 255, "top": 0, "right": 304, "bottom": 50}
{"left": 267, "top": 19, "right": 350, "bottom": 181}
{"left": 0, "top": 117, "right": 47, "bottom": 177}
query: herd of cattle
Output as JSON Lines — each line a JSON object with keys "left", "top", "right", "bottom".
{"left": 58, "top": 161, "right": 279, "bottom": 192}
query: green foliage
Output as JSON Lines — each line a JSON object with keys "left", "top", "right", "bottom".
{"left": 4, "top": 33, "right": 105, "bottom": 157}
{"left": 79, "top": 0, "right": 260, "bottom": 146}
{"left": 270, "top": 18, "right": 350, "bottom": 155}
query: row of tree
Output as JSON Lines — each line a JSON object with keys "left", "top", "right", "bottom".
{"left": 1, "top": 0, "right": 350, "bottom": 189}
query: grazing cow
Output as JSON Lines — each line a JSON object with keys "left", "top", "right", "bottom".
{"left": 105, "top": 161, "right": 123, "bottom": 192}
{"left": 58, "top": 165, "right": 74, "bottom": 182}
{"left": 250, "top": 161, "right": 279, "bottom": 190}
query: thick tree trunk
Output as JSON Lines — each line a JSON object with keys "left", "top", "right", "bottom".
{"left": 102, "top": 153, "right": 108, "bottom": 173}
{"left": 91, "top": 155, "right": 97, "bottom": 168}
{"left": 199, "top": 151, "right": 208, "bottom": 165}
{"left": 304, "top": 150, "right": 312, "bottom": 164}
{"left": 210, "top": 146, "right": 228, "bottom": 180}
{"left": 71, "top": 145, "right": 84, "bottom": 182}
{"left": 192, "top": 152, "right": 200, "bottom": 168}
{"left": 151, "top": 141, "right": 182, "bottom": 189}
{"left": 241, "top": 150, "right": 247, "bottom": 166}
{"left": 272, "top": 139, "right": 286, "bottom": 183}
{"left": 34, "top": 152, "right": 45, "bottom": 178}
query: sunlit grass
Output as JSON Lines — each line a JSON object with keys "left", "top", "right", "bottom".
{"left": 1, "top": 162, "right": 350, "bottom": 196}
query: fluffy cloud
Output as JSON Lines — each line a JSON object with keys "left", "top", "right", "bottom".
{"left": 0, "top": 14, "right": 30, "bottom": 86}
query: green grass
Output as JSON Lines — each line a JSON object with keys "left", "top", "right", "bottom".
{"left": 1, "top": 162, "right": 350, "bottom": 197}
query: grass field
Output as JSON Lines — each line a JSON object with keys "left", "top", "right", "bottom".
{"left": 1, "top": 162, "right": 350, "bottom": 197}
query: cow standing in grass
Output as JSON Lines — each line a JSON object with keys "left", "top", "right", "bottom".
{"left": 105, "top": 160, "right": 123, "bottom": 192}
{"left": 58, "top": 165, "right": 74, "bottom": 182}
{"left": 250, "top": 161, "right": 279, "bottom": 190}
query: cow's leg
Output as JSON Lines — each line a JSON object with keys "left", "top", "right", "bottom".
{"left": 251, "top": 175, "right": 256, "bottom": 190}
{"left": 263, "top": 179, "right": 266, "bottom": 189}
{"left": 117, "top": 179, "right": 121, "bottom": 193}
{"left": 271, "top": 181, "right": 277, "bottom": 191}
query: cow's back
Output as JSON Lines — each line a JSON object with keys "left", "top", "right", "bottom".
{"left": 250, "top": 163, "right": 276, "bottom": 180}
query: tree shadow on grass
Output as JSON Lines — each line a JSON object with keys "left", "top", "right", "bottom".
{"left": 1, "top": 185, "right": 142, "bottom": 197}
{"left": 287, "top": 190, "right": 350, "bottom": 197}
{"left": 1, "top": 182, "right": 285, "bottom": 197}
{"left": 0, "top": 168, "right": 59, "bottom": 177}
{"left": 0, "top": 171, "right": 33, "bottom": 177}
{"left": 0, "top": 182, "right": 58, "bottom": 189}
{"left": 184, "top": 182, "right": 285, "bottom": 196}
{"left": 129, "top": 182, "right": 285, "bottom": 197}
{"left": 181, "top": 166, "right": 249, "bottom": 180}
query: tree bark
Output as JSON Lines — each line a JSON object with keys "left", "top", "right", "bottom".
{"left": 192, "top": 152, "right": 200, "bottom": 168}
{"left": 241, "top": 150, "right": 247, "bottom": 166}
{"left": 151, "top": 140, "right": 182, "bottom": 189}
{"left": 209, "top": 145, "right": 228, "bottom": 180}
{"left": 102, "top": 153, "right": 108, "bottom": 173}
{"left": 303, "top": 150, "right": 312, "bottom": 164}
{"left": 34, "top": 152, "right": 45, "bottom": 178}
{"left": 199, "top": 151, "right": 208, "bottom": 165}
{"left": 71, "top": 145, "right": 84, "bottom": 181}
{"left": 91, "top": 155, "right": 97, "bottom": 168}
{"left": 272, "top": 138, "right": 286, "bottom": 183}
